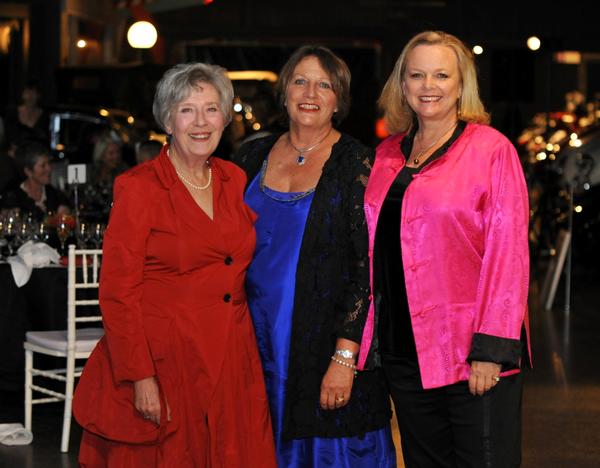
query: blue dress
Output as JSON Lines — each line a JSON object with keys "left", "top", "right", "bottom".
{"left": 245, "top": 164, "right": 396, "bottom": 468}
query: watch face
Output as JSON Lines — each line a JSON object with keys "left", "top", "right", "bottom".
{"left": 336, "top": 349, "right": 354, "bottom": 359}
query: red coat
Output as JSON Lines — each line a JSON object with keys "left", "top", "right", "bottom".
{"left": 73, "top": 148, "right": 276, "bottom": 467}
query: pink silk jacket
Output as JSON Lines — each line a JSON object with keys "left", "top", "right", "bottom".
{"left": 357, "top": 123, "right": 531, "bottom": 389}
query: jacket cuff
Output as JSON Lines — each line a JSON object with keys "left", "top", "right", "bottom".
{"left": 467, "top": 332, "right": 521, "bottom": 370}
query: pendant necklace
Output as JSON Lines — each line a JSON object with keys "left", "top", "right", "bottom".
{"left": 412, "top": 121, "right": 458, "bottom": 166}
{"left": 289, "top": 128, "right": 332, "bottom": 166}
{"left": 168, "top": 148, "right": 212, "bottom": 190}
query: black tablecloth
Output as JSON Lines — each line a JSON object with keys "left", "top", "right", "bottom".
{"left": 0, "top": 264, "right": 69, "bottom": 391}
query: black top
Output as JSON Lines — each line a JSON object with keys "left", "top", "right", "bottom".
{"left": 1, "top": 184, "right": 70, "bottom": 222}
{"left": 374, "top": 121, "right": 466, "bottom": 359}
{"left": 3, "top": 107, "right": 50, "bottom": 145}
{"left": 234, "top": 133, "right": 391, "bottom": 440}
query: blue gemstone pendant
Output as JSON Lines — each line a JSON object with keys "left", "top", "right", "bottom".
{"left": 297, "top": 154, "right": 306, "bottom": 165}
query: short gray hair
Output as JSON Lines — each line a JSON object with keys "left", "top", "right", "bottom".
{"left": 153, "top": 62, "right": 234, "bottom": 133}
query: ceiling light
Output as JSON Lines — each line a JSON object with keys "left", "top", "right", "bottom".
{"left": 127, "top": 21, "right": 158, "bottom": 49}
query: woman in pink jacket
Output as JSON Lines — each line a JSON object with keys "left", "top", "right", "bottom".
{"left": 358, "top": 31, "right": 531, "bottom": 467}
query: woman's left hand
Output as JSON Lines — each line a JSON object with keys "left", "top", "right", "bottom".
{"left": 319, "top": 360, "right": 355, "bottom": 410}
{"left": 468, "top": 360, "right": 501, "bottom": 396}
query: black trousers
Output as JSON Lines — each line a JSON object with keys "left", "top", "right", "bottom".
{"left": 382, "top": 356, "right": 523, "bottom": 468}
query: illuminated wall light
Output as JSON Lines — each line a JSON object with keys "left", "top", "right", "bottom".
{"left": 549, "top": 154, "right": 556, "bottom": 161}
{"left": 127, "top": 116, "right": 135, "bottom": 124}
{"left": 0, "top": 25, "right": 11, "bottom": 54}
{"left": 554, "top": 51, "right": 581, "bottom": 64}
{"left": 583, "top": 183, "right": 590, "bottom": 190}
{"left": 574, "top": 205, "right": 583, "bottom": 213}
{"left": 527, "top": 36, "right": 541, "bottom": 51}
{"left": 561, "top": 114, "right": 575, "bottom": 123}
{"left": 244, "top": 112, "right": 253, "bottom": 120}
{"left": 227, "top": 71, "right": 278, "bottom": 82}
{"left": 570, "top": 133, "right": 578, "bottom": 140}
{"left": 99, "top": 108, "right": 109, "bottom": 117}
{"left": 536, "top": 152, "right": 547, "bottom": 161}
{"left": 549, "top": 248, "right": 556, "bottom": 256}
{"left": 375, "top": 118, "right": 390, "bottom": 139}
{"left": 553, "top": 144, "right": 560, "bottom": 152}
{"left": 148, "top": 130, "right": 168, "bottom": 144}
{"left": 568, "top": 139, "right": 582, "bottom": 147}
{"left": 76, "top": 39, "right": 87, "bottom": 49}
{"left": 127, "top": 21, "right": 158, "bottom": 49}
{"left": 252, "top": 123, "right": 261, "bottom": 131}
{"left": 233, "top": 103, "right": 243, "bottom": 112}
{"left": 545, "top": 143, "right": 554, "bottom": 151}
{"left": 579, "top": 117, "right": 591, "bottom": 127}
{"left": 472, "top": 45, "right": 483, "bottom": 55}
{"left": 534, "top": 136, "right": 544, "bottom": 144}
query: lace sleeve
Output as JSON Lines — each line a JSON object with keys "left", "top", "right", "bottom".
{"left": 335, "top": 145, "right": 374, "bottom": 343}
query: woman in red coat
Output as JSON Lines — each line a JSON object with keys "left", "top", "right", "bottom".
{"left": 73, "top": 63, "right": 276, "bottom": 467}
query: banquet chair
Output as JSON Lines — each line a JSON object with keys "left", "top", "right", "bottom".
{"left": 23, "top": 245, "right": 104, "bottom": 452}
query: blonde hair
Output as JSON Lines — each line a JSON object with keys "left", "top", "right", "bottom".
{"left": 379, "top": 30, "right": 490, "bottom": 134}
{"left": 92, "top": 130, "right": 122, "bottom": 165}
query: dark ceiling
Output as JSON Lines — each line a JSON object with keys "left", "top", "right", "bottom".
{"left": 149, "top": 0, "right": 597, "bottom": 55}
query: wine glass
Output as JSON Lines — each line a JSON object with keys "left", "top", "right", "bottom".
{"left": 0, "top": 219, "right": 7, "bottom": 258}
{"left": 92, "top": 223, "right": 105, "bottom": 249}
{"left": 77, "top": 222, "right": 92, "bottom": 248}
{"left": 3, "top": 221, "right": 17, "bottom": 256}
{"left": 16, "top": 222, "right": 31, "bottom": 247}
{"left": 57, "top": 221, "right": 72, "bottom": 256}
{"left": 36, "top": 223, "right": 51, "bottom": 244}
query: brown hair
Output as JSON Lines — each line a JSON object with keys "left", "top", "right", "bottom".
{"left": 276, "top": 45, "right": 351, "bottom": 126}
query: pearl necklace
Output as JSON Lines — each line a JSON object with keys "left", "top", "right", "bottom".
{"left": 412, "top": 121, "right": 458, "bottom": 165}
{"left": 167, "top": 149, "right": 212, "bottom": 190}
{"left": 289, "top": 128, "right": 332, "bottom": 166}
{"left": 175, "top": 166, "right": 212, "bottom": 190}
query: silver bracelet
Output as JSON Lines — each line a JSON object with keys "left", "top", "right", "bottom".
{"left": 335, "top": 349, "right": 357, "bottom": 360}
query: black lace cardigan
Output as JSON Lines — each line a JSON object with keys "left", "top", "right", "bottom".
{"left": 234, "top": 133, "right": 391, "bottom": 440}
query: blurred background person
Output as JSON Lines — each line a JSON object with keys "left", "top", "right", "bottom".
{"left": 73, "top": 62, "right": 276, "bottom": 467}
{"left": 82, "top": 130, "right": 129, "bottom": 222}
{"left": 135, "top": 139, "right": 163, "bottom": 165}
{"left": 235, "top": 45, "right": 396, "bottom": 467}
{"left": 1, "top": 139, "right": 69, "bottom": 221}
{"left": 363, "top": 30, "right": 530, "bottom": 467}
{"left": 3, "top": 79, "right": 50, "bottom": 145}
{"left": 90, "top": 130, "right": 129, "bottom": 188}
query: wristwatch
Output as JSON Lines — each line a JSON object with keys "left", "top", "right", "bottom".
{"left": 335, "top": 349, "right": 356, "bottom": 360}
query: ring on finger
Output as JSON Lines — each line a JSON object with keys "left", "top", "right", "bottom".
{"left": 493, "top": 376, "right": 500, "bottom": 382}
{"left": 335, "top": 396, "right": 345, "bottom": 403}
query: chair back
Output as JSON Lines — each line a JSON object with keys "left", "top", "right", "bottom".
{"left": 67, "top": 245, "right": 103, "bottom": 348}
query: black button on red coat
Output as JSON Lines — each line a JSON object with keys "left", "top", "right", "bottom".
{"left": 223, "top": 293, "right": 231, "bottom": 303}
{"left": 224, "top": 256, "right": 233, "bottom": 265}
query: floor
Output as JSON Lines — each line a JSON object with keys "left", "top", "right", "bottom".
{"left": 1, "top": 261, "right": 599, "bottom": 467}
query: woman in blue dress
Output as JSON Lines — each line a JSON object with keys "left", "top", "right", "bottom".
{"left": 235, "top": 46, "right": 396, "bottom": 468}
